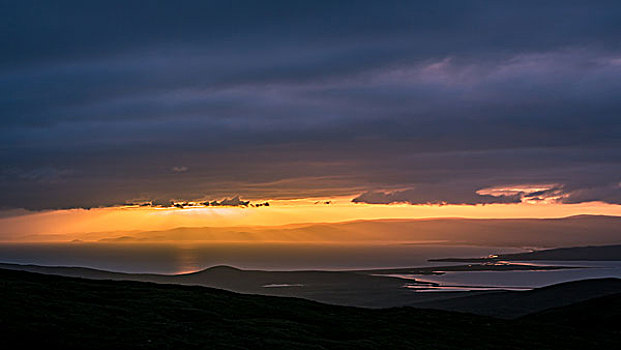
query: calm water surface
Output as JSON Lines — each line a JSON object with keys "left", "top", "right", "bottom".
{"left": 0, "top": 243, "right": 521, "bottom": 273}
{"left": 413, "top": 260, "right": 621, "bottom": 290}
{"left": 1, "top": 243, "right": 619, "bottom": 289}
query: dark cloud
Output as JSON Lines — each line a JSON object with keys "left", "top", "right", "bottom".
{"left": 560, "top": 183, "right": 621, "bottom": 205}
{"left": 1, "top": 1, "right": 620, "bottom": 209}
{"left": 122, "top": 196, "right": 257, "bottom": 209}
{"left": 353, "top": 187, "right": 522, "bottom": 206}
{"left": 203, "top": 196, "right": 250, "bottom": 207}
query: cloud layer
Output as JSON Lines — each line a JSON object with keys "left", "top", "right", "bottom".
{"left": 1, "top": 1, "right": 620, "bottom": 209}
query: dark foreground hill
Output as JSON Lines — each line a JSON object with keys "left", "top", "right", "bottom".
{"left": 411, "top": 278, "right": 621, "bottom": 318}
{"left": 0, "top": 262, "right": 576, "bottom": 309}
{"left": 1, "top": 269, "right": 619, "bottom": 349}
{"left": 521, "top": 292, "right": 621, "bottom": 335}
{"left": 1, "top": 262, "right": 617, "bottom": 313}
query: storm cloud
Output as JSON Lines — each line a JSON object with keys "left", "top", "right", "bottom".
{"left": 1, "top": 1, "right": 620, "bottom": 209}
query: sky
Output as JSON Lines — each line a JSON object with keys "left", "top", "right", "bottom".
{"left": 1, "top": 1, "right": 621, "bottom": 232}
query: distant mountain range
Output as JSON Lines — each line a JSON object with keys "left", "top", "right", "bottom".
{"left": 12, "top": 214, "right": 621, "bottom": 247}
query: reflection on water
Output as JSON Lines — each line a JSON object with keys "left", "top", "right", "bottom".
{"left": 404, "top": 284, "right": 531, "bottom": 292}
{"left": 173, "top": 245, "right": 203, "bottom": 274}
{"left": 262, "top": 284, "right": 304, "bottom": 288}
{"left": 1, "top": 243, "right": 619, "bottom": 290}
{"left": 0, "top": 243, "right": 523, "bottom": 274}
{"left": 411, "top": 261, "right": 621, "bottom": 290}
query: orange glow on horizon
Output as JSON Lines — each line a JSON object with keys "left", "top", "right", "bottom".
{"left": 1, "top": 195, "right": 620, "bottom": 242}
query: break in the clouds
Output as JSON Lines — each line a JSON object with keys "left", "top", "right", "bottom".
{"left": 1, "top": 1, "right": 620, "bottom": 209}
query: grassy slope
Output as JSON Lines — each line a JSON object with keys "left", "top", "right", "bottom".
{"left": 1, "top": 268, "right": 619, "bottom": 349}
{"left": 410, "top": 278, "right": 621, "bottom": 318}
{"left": 521, "top": 292, "right": 621, "bottom": 334}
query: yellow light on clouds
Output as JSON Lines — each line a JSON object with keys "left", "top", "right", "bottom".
{"left": 0, "top": 195, "right": 620, "bottom": 241}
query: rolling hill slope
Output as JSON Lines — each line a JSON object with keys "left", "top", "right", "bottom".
{"left": 1, "top": 268, "right": 619, "bottom": 349}
{"left": 411, "top": 278, "right": 621, "bottom": 318}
